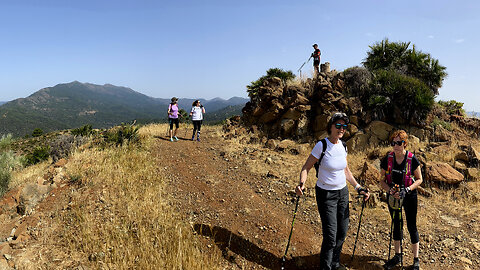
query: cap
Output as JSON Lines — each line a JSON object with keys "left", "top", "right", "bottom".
{"left": 312, "top": 44, "right": 318, "bottom": 47}
{"left": 328, "top": 112, "right": 349, "bottom": 126}
{"left": 171, "top": 97, "right": 178, "bottom": 102}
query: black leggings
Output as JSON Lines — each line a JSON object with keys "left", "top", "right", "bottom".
{"left": 169, "top": 118, "right": 179, "bottom": 129}
{"left": 192, "top": 120, "right": 202, "bottom": 133}
{"left": 388, "top": 191, "right": 419, "bottom": 244}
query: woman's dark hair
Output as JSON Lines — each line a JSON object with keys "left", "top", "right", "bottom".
{"left": 192, "top": 100, "right": 200, "bottom": 106}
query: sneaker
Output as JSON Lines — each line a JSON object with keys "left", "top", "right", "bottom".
{"left": 170, "top": 138, "right": 174, "bottom": 142}
{"left": 174, "top": 136, "right": 179, "bottom": 141}
{"left": 384, "top": 253, "right": 401, "bottom": 270}
{"left": 412, "top": 258, "right": 420, "bottom": 270}
{"left": 197, "top": 137, "right": 200, "bottom": 142}
{"left": 191, "top": 136, "right": 195, "bottom": 141}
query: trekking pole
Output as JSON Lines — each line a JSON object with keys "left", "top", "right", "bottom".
{"left": 399, "top": 199, "right": 404, "bottom": 269}
{"left": 297, "top": 56, "right": 312, "bottom": 76}
{"left": 351, "top": 195, "right": 366, "bottom": 262}
{"left": 281, "top": 196, "right": 300, "bottom": 270}
{"left": 388, "top": 210, "right": 394, "bottom": 261}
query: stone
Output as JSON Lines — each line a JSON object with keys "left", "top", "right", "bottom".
{"left": 425, "top": 162, "right": 464, "bottom": 185}
{"left": 265, "top": 139, "right": 278, "bottom": 150}
{"left": 277, "top": 139, "right": 296, "bottom": 151}
{"left": 454, "top": 161, "right": 468, "bottom": 171}
{"left": 358, "top": 162, "right": 381, "bottom": 188}
{"left": 282, "top": 108, "right": 302, "bottom": 120}
{"left": 313, "top": 114, "right": 329, "bottom": 132}
{"left": 280, "top": 119, "right": 296, "bottom": 136}
{"left": 466, "top": 168, "right": 479, "bottom": 181}
{"left": 366, "top": 121, "right": 394, "bottom": 141}
{"left": 296, "top": 115, "right": 309, "bottom": 137}
{"left": 455, "top": 151, "right": 469, "bottom": 163}
{"left": 458, "top": 257, "right": 472, "bottom": 265}
{"left": 347, "top": 132, "right": 370, "bottom": 152}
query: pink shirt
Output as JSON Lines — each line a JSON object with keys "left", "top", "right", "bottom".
{"left": 168, "top": 104, "right": 179, "bottom": 119}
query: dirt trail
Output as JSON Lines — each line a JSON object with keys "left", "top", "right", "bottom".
{"left": 152, "top": 132, "right": 388, "bottom": 270}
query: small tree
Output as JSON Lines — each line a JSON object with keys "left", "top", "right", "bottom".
{"left": 32, "top": 128, "right": 44, "bottom": 137}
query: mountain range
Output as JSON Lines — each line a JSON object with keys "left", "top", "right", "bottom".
{"left": 0, "top": 81, "right": 248, "bottom": 137}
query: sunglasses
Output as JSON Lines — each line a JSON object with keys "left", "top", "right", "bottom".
{"left": 334, "top": 123, "right": 348, "bottom": 129}
{"left": 391, "top": 140, "right": 405, "bottom": 146}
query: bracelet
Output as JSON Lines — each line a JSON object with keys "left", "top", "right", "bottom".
{"left": 354, "top": 184, "right": 360, "bottom": 191}
{"left": 406, "top": 187, "right": 411, "bottom": 193}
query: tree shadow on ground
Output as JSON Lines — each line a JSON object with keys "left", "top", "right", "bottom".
{"left": 194, "top": 223, "right": 383, "bottom": 270}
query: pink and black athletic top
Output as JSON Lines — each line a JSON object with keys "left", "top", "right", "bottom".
{"left": 168, "top": 103, "right": 179, "bottom": 119}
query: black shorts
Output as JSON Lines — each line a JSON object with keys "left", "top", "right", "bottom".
{"left": 169, "top": 118, "right": 179, "bottom": 129}
{"left": 313, "top": 60, "right": 320, "bottom": 66}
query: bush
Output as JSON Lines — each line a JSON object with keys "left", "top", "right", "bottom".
{"left": 0, "top": 135, "right": 24, "bottom": 196}
{"left": 50, "top": 134, "right": 87, "bottom": 163}
{"left": 431, "top": 118, "right": 453, "bottom": 131}
{"left": 247, "top": 68, "right": 295, "bottom": 99}
{"left": 32, "top": 128, "right": 44, "bottom": 137}
{"left": 363, "top": 39, "right": 447, "bottom": 95}
{"left": 25, "top": 146, "right": 50, "bottom": 165}
{"left": 102, "top": 123, "right": 140, "bottom": 146}
{"left": 343, "top": 66, "right": 372, "bottom": 98}
{"left": 71, "top": 124, "right": 94, "bottom": 137}
{"left": 368, "top": 70, "right": 434, "bottom": 124}
{"left": 437, "top": 100, "right": 465, "bottom": 116}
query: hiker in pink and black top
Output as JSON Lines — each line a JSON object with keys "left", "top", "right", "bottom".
{"left": 379, "top": 130, "right": 423, "bottom": 270}
{"left": 168, "top": 97, "right": 180, "bottom": 142}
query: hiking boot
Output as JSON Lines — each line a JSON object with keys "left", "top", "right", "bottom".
{"left": 197, "top": 137, "right": 201, "bottom": 142}
{"left": 384, "top": 253, "right": 401, "bottom": 269}
{"left": 412, "top": 257, "right": 420, "bottom": 270}
{"left": 170, "top": 138, "right": 174, "bottom": 142}
{"left": 331, "top": 262, "right": 348, "bottom": 270}
{"left": 174, "top": 136, "right": 179, "bottom": 141}
{"left": 191, "top": 135, "right": 195, "bottom": 141}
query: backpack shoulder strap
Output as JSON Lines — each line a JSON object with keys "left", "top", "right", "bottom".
{"left": 315, "top": 138, "right": 327, "bottom": 177}
{"left": 341, "top": 140, "right": 347, "bottom": 154}
{"left": 405, "top": 151, "right": 414, "bottom": 175}
{"left": 386, "top": 151, "right": 394, "bottom": 184}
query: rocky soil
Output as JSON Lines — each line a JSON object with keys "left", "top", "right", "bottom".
{"left": 0, "top": 126, "right": 479, "bottom": 269}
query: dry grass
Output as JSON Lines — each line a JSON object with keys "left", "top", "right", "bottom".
{"left": 10, "top": 159, "right": 50, "bottom": 188}
{"left": 39, "top": 124, "right": 222, "bottom": 269}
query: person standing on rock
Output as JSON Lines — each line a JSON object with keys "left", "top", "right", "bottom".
{"left": 296, "top": 112, "right": 370, "bottom": 270}
{"left": 379, "top": 130, "right": 423, "bottom": 270}
{"left": 190, "top": 100, "right": 205, "bottom": 141}
{"left": 312, "top": 44, "right": 321, "bottom": 76}
{"left": 167, "top": 97, "right": 180, "bottom": 142}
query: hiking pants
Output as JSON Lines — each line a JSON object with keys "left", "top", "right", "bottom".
{"left": 388, "top": 191, "right": 419, "bottom": 244}
{"left": 316, "top": 185, "right": 350, "bottom": 270}
{"left": 192, "top": 120, "right": 202, "bottom": 133}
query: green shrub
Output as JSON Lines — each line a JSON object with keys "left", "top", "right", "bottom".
{"left": 0, "top": 134, "right": 14, "bottom": 151}
{"left": 32, "top": 128, "right": 44, "bottom": 137}
{"left": 102, "top": 123, "right": 140, "bottom": 146}
{"left": 432, "top": 117, "right": 453, "bottom": 131}
{"left": 437, "top": 100, "right": 465, "bottom": 115}
{"left": 363, "top": 39, "right": 447, "bottom": 95}
{"left": 0, "top": 135, "right": 24, "bottom": 196}
{"left": 247, "top": 68, "right": 295, "bottom": 99}
{"left": 368, "top": 70, "right": 434, "bottom": 124}
{"left": 25, "top": 146, "right": 50, "bottom": 165}
{"left": 71, "top": 124, "right": 94, "bottom": 137}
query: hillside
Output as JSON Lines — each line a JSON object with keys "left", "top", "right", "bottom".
{"left": 0, "top": 124, "right": 479, "bottom": 269}
{"left": 0, "top": 82, "right": 247, "bottom": 137}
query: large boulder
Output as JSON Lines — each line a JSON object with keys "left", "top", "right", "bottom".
{"left": 366, "top": 121, "right": 394, "bottom": 141}
{"left": 425, "top": 162, "right": 464, "bottom": 185}
{"left": 280, "top": 119, "right": 296, "bottom": 136}
{"left": 346, "top": 132, "right": 369, "bottom": 152}
{"left": 313, "top": 114, "right": 329, "bottom": 132}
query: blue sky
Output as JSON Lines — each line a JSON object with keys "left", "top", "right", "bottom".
{"left": 0, "top": 0, "right": 479, "bottom": 111}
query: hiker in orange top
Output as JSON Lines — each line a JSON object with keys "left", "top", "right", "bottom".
{"left": 312, "top": 44, "right": 321, "bottom": 76}
{"left": 380, "top": 130, "right": 423, "bottom": 270}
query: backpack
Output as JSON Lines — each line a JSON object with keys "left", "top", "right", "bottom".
{"left": 314, "top": 138, "right": 347, "bottom": 178}
{"left": 385, "top": 151, "right": 414, "bottom": 188}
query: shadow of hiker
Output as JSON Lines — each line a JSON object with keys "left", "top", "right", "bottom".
{"left": 194, "top": 223, "right": 384, "bottom": 270}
